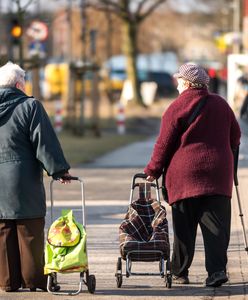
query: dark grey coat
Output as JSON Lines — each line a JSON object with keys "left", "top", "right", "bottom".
{"left": 0, "top": 87, "right": 70, "bottom": 219}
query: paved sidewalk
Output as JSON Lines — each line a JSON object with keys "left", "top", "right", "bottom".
{"left": 87, "top": 118, "right": 248, "bottom": 168}
{"left": 86, "top": 136, "right": 155, "bottom": 168}
{"left": 1, "top": 119, "right": 248, "bottom": 300}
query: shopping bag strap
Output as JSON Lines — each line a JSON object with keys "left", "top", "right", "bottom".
{"left": 182, "top": 95, "right": 208, "bottom": 131}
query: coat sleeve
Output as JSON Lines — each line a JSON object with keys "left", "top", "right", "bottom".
{"left": 144, "top": 109, "right": 180, "bottom": 179}
{"left": 29, "top": 100, "right": 70, "bottom": 176}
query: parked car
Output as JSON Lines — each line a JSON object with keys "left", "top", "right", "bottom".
{"left": 108, "top": 69, "right": 127, "bottom": 91}
{"left": 145, "top": 71, "right": 177, "bottom": 97}
{"left": 103, "top": 68, "right": 177, "bottom": 99}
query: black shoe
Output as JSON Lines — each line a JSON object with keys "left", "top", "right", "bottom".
{"left": 30, "top": 285, "right": 60, "bottom": 292}
{"left": 30, "top": 287, "right": 47, "bottom": 292}
{"left": 205, "top": 271, "right": 228, "bottom": 287}
{"left": 172, "top": 275, "right": 189, "bottom": 284}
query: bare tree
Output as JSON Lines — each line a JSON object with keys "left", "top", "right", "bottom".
{"left": 87, "top": 0, "right": 167, "bottom": 106}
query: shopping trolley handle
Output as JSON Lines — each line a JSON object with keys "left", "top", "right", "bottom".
{"left": 52, "top": 175, "right": 80, "bottom": 181}
{"left": 132, "top": 173, "right": 159, "bottom": 189}
{"left": 60, "top": 175, "right": 80, "bottom": 181}
{"left": 133, "top": 173, "right": 147, "bottom": 180}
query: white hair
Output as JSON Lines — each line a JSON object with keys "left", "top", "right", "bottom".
{"left": 0, "top": 61, "right": 25, "bottom": 87}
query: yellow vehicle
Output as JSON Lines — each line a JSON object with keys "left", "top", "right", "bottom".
{"left": 44, "top": 63, "right": 93, "bottom": 100}
{"left": 44, "top": 63, "right": 69, "bottom": 99}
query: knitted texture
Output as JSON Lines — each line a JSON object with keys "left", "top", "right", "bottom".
{"left": 144, "top": 88, "right": 241, "bottom": 204}
{"left": 174, "top": 63, "right": 210, "bottom": 85}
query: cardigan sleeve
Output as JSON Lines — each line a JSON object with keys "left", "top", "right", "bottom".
{"left": 144, "top": 109, "right": 181, "bottom": 179}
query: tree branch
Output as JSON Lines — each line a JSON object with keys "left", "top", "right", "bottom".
{"left": 13, "top": 0, "right": 35, "bottom": 13}
{"left": 136, "top": 0, "right": 149, "bottom": 15}
{"left": 139, "top": 0, "right": 166, "bottom": 22}
{"left": 88, "top": 0, "right": 121, "bottom": 11}
{"left": 88, "top": 0, "right": 166, "bottom": 23}
{"left": 22, "top": 0, "right": 35, "bottom": 11}
{"left": 88, "top": 4, "right": 119, "bottom": 14}
{"left": 88, "top": 0, "right": 130, "bottom": 21}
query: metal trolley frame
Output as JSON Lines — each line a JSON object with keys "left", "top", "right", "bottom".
{"left": 115, "top": 173, "right": 172, "bottom": 288}
{"left": 47, "top": 176, "right": 96, "bottom": 296}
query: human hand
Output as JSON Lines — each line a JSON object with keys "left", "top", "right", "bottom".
{"left": 146, "top": 175, "right": 155, "bottom": 182}
{"left": 58, "top": 172, "right": 72, "bottom": 184}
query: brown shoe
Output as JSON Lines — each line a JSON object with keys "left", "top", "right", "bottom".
{"left": 172, "top": 275, "right": 189, "bottom": 284}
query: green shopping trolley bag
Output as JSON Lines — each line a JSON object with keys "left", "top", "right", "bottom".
{"left": 44, "top": 177, "right": 96, "bottom": 296}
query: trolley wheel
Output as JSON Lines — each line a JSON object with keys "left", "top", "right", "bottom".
{"left": 165, "top": 259, "right": 172, "bottom": 288}
{"left": 159, "top": 258, "right": 164, "bottom": 277}
{"left": 115, "top": 257, "right": 123, "bottom": 287}
{"left": 165, "top": 273, "right": 172, "bottom": 288}
{"left": 47, "top": 273, "right": 61, "bottom": 292}
{"left": 117, "top": 257, "right": 122, "bottom": 271}
{"left": 87, "top": 274, "right": 96, "bottom": 294}
{"left": 116, "top": 274, "right": 123, "bottom": 288}
{"left": 128, "top": 258, "right": 132, "bottom": 272}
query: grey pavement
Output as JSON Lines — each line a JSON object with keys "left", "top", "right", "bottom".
{"left": 86, "top": 117, "right": 248, "bottom": 169}
{"left": 1, "top": 119, "right": 248, "bottom": 300}
{"left": 85, "top": 136, "right": 155, "bottom": 168}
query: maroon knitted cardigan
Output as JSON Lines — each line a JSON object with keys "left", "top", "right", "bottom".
{"left": 144, "top": 87, "right": 241, "bottom": 205}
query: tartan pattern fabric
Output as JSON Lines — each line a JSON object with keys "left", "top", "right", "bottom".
{"left": 174, "top": 63, "right": 210, "bottom": 85}
{"left": 119, "top": 198, "right": 170, "bottom": 261}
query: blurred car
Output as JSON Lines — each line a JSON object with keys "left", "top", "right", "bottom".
{"left": 103, "top": 68, "right": 177, "bottom": 98}
{"left": 108, "top": 69, "right": 127, "bottom": 91}
{"left": 44, "top": 63, "right": 93, "bottom": 100}
{"left": 145, "top": 71, "right": 177, "bottom": 97}
{"left": 44, "top": 63, "right": 69, "bottom": 99}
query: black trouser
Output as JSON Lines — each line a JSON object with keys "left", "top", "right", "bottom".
{"left": 171, "top": 195, "right": 231, "bottom": 277}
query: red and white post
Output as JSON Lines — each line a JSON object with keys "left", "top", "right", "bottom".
{"left": 116, "top": 101, "right": 126, "bottom": 135}
{"left": 54, "top": 100, "right": 63, "bottom": 133}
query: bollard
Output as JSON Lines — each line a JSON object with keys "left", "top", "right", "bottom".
{"left": 54, "top": 100, "right": 63, "bottom": 133}
{"left": 116, "top": 101, "right": 126, "bottom": 135}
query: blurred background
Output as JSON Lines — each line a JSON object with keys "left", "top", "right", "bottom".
{"left": 0, "top": 0, "right": 247, "bottom": 165}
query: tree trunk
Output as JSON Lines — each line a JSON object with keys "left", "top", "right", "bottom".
{"left": 122, "top": 20, "right": 143, "bottom": 105}
{"left": 90, "top": 70, "right": 101, "bottom": 137}
{"left": 31, "top": 66, "right": 41, "bottom": 100}
{"left": 105, "top": 8, "right": 116, "bottom": 116}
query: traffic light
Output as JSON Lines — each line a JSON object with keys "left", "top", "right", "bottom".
{"left": 10, "top": 19, "right": 22, "bottom": 45}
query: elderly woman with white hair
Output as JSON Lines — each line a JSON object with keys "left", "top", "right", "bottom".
{"left": 0, "top": 62, "right": 71, "bottom": 292}
{"left": 144, "top": 63, "right": 241, "bottom": 287}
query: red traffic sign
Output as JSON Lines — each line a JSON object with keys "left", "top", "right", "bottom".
{"left": 26, "top": 20, "right": 48, "bottom": 41}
